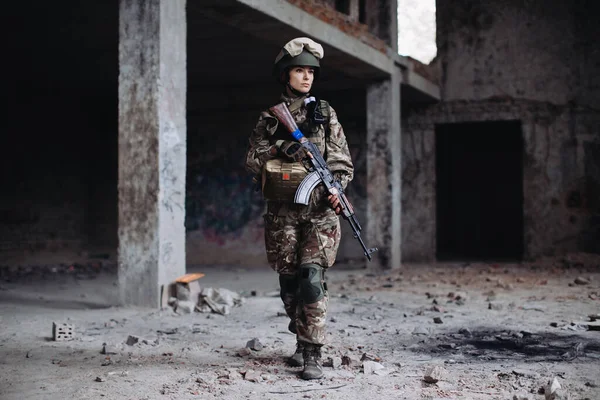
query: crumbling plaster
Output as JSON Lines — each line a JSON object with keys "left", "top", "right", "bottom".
{"left": 402, "top": 0, "right": 600, "bottom": 261}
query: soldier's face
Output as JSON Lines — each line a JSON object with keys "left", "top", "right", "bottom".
{"left": 288, "top": 66, "right": 314, "bottom": 94}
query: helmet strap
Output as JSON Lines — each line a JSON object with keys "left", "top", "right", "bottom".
{"left": 286, "top": 81, "right": 306, "bottom": 98}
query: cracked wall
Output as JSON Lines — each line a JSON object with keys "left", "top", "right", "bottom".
{"left": 402, "top": 0, "right": 600, "bottom": 260}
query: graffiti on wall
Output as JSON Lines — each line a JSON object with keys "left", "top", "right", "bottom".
{"left": 185, "top": 154, "right": 264, "bottom": 245}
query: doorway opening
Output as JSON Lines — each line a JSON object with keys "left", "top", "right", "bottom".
{"left": 435, "top": 121, "right": 524, "bottom": 261}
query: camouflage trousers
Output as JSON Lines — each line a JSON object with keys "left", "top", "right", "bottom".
{"left": 264, "top": 202, "right": 341, "bottom": 345}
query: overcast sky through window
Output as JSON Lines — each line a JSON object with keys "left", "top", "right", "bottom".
{"left": 398, "top": 0, "right": 437, "bottom": 64}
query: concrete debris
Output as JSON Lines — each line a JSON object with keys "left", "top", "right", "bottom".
{"left": 243, "top": 370, "right": 261, "bottom": 382}
{"left": 237, "top": 347, "right": 251, "bottom": 357}
{"left": 125, "top": 335, "right": 158, "bottom": 346}
{"left": 423, "top": 365, "right": 446, "bottom": 383}
{"left": 373, "top": 366, "right": 395, "bottom": 376}
{"left": 573, "top": 277, "right": 589, "bottom": 285}
{"left": 513, "top": 394, "right": 531, "bottom": 400}
{"left": 175, "top": 300, "right": 195, "bottom": 314}
{"left": 196, "top": 287, "right": 244, "bottom": 315}
{"left": 544, "top": 377, "right": 568, "bottom": 400}
{"left": 458, "top": 328, "right": 472, "bottom": 337}
{"left": 360, "top": 352, "right": 380, "bottom": 362}
{"left": 175, "top": 282, "right": 192, "bottom": 301}
{"left": 412, "top": 326, "right": 430, "bottom": 336}
{"left": 52, "top": 322, "right": 75, "bottom": 342}
{"left": 362, "top": 360, "right": 385, "bottom": 375}
{"left": 342, "top": 354, "right": 361, "bottom": 367}
{"left": 245, "top": 338, "right": 263, "bottom": 351}
{"left": 125, "top": 335, "right": 139, "bottom": 346}
{"left": 331, "top": 356, "right": 343, "bottom": 369}
{"left": 587, "top": 321, "right": 600, "bottom": 331}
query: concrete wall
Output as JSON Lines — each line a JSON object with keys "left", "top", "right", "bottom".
{"left": 402, "top": 0, "right": 600, "bottom": 260}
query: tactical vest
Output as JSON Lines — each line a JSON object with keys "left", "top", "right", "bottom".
{"left": 262, "top": 98, "right": 331, "bottom": 203}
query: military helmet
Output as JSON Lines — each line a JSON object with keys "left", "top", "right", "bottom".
{"left": 273, "top": 37, "right": 324, "bottom": 83}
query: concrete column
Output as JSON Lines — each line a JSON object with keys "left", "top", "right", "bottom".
{"left": 365, "top": 0, "right": 401, "bottom": 269}
{"left": 118, "top": 0, "right": 187, "bottom": 307}
{"left": 366, "top": 71, "right": 402, "bottom": 269}
{"left": 348, "top": 0, "right": 360, "bottom": 22}
{"left": 365, "top": 0, "right": 397, "bottom": 48}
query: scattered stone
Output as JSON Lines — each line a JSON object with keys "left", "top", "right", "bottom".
{"left": 330, "top": 316, "right": 337, "bottom": 323}
{"left": 587, "top": 322, "right": 600, "bottom": 331}
{"left": 438, "top": 343, "right": 456, "bottom": 349}
{"left": 574, "top": 277, "right": 589, "bottom": 285}
{"left": 141, "top": 338, "right": 159, "bottom": 346}
{"left": 373, "top": 367, "right": 395, "bottom": 376}
{"left": 342, "top": 354, "right": 361, "bottom": 367}
{"left": 331, "top": 356, "right": 343, "bottom": 369}
{"left": 52, "top": 322, "right": 75, "bottom": 342}
{"left": 125, "top": 335, "right": 139, "bottom": 346}
{"left": 423, "top": 365, "right": 446, "bottom": 383}
{"left": 589, "top": 314, "right": 600, "bottom": 322}
{"left": 513, "top": 394, "right": 531, "bottom": 400}
{"left": 244, "top": 370, "right": 261, "bottom": 382}
{"left": 157, "top": 328, "right": 178, "bottom": 335}
{"left": 550, "top": 322, "right": 559, "bottom": 327}
{"left": 362, "top": 360, "right": 385, "bottom": 375}
{"left": 175, "top": 282, "right": 192, "bottom": 301}
{"left": 175, "top": 300, "right": 195, "bottom": 314}
{"left": 458, "top": 328, "right": 472, "bottom": 337}
{"left": 544, "top": 377, "right": 566, "bottom": 400}
{"left": 360, "top": 352, "right": 380, "bottom": 362}
{"left": 237, "top": 347, "right": 251, "bottom": 357}
{"left": 245, "top": 338, "right": 263, "bottom": 351}
{"left": 489, "top": 302, "right": 503, "bottom": 311}
{"left": 95, "top": 376, "right": 106, "bottom": 382}
{"left": 412, "top": 326, "right": 430, "bottom": 336}
{"left": 584, "top": 382, "right": 597, "bottom": 388}
{"left": 433, "top": 317, "right": 443, "bottom": 324}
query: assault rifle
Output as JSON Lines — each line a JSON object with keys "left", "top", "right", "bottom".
{"left": 269, "top": 102, "right": 378, "bottom": 261}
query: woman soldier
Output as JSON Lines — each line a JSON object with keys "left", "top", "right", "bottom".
{"left": 245, "top": 37, "right": 354, "bottom": 380}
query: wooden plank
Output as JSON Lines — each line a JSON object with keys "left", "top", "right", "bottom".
{"left": 175, "top": 273, "right": 206, "bottom": 283}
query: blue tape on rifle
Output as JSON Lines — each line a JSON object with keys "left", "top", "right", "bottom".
{"left": 291, "top": 129, "right": 304, "bottom": 141}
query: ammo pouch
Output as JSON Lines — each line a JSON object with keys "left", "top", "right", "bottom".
{"left": 261, "top": 158, "right": 309, "bottom": 202}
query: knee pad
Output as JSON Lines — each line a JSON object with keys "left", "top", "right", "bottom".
{"left": 279, "top": 274, "right": 299, "bottom": 301}
{"left": 298, "top": 264, "right": 327, "bottom": 303}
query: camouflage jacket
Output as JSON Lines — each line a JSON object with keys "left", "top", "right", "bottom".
{"left": 245, "top": 93, "right": 354, "bottom": 195}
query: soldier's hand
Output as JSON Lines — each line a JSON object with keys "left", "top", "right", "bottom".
{"left": 328, "top": 193, "right": 342, "bottom": 215}
{"left": 279, "top": 140, "right": 309, "bottom": 162}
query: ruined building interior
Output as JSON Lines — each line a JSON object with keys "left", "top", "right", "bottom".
{"left": 1, "top": 0, "right": 599, "bottom": 399}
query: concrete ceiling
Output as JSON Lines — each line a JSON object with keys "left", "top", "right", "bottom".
{"left": 8, "top": 1, "right": 436, "bottom": 105}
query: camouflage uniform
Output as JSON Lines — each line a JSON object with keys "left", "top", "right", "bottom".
{"left": 245, "top": 93, "right": 354, "bottom": 345}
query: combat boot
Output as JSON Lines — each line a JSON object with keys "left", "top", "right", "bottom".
{"left": 288, "top": 341, "right": 304, "bottom": 367}
{"left": 301, "top": 343, "right": 324, "bottom": 380}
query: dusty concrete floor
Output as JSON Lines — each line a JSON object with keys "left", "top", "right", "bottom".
{"left": 0, "top": 255, "right": 599, "bottom": 400}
